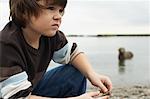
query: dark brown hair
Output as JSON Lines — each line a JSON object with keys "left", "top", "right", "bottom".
{"left": 9, "top": 0, "right": 67, "bottom": 28}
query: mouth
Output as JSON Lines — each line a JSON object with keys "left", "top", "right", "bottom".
{"left": 52, "top": 24, "right": 59, "bottom": 28}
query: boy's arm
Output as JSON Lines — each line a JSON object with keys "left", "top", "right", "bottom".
{"left": 51, "top": 31, "right": 112, "bottom": 92}
{"left": 71, "top": 53, "right": 94, "bottom": 78}
{"left": 0, "top": 71, "right": 32, "bottom": 98}
{"left": 70, "top": 53, "right": 112, "bottom": 93}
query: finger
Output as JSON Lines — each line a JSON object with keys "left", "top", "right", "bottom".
{"left": 100, "top": 95, "right": 109, "bottom": 99}
{"left": 87, "top": 91, "right": 100, "bottom": 97}
{"left": 100, "top": 91, "right": 111, "bottom": 97}
{"left": 104, "top": 78, "right": 113, "bottom": 91}
{"left": 98, "top": 82, "right": 108, "bottom": 93}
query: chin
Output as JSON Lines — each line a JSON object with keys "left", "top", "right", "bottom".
{"left": 45, "top": 31, "right": 57, "bottom": 37}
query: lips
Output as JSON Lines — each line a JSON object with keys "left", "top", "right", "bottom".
{"left": 52, "top": 24, "right": 59, "bottom": 28}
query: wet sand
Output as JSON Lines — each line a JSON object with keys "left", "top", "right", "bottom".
{"left": 87, "top": 85, "right": 150, "bottom": 99}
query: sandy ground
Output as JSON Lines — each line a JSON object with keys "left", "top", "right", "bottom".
{"left": 87, "top": 85, "right": 150, "bottom": 99}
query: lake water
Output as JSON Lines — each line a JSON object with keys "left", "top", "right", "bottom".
{"left": 66, "top": 36, "right": 150, "bottom": 87}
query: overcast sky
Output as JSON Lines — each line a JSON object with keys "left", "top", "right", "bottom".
{"left": 0, "top": 0, "right": 150, "bottom": 35}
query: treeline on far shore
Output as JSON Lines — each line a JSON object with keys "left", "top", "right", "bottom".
{"left": 66, "top": 34, "right": 150, "bottom": 37}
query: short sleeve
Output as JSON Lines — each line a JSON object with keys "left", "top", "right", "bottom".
{"left": 52, "top": 31, "right": 84, "bottom": 64}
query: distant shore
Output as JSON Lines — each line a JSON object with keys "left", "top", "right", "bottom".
{"left": 87, "top": 85, "right": 150, "bottom": 99}
{"left": 66, "top": 34, "right": 150, "bottom": 37}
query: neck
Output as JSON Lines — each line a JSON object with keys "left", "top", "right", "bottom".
{"left": 22, "top": 28, "right": 41, "bottom": 49}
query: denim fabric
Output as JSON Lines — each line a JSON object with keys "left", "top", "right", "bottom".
{"left": 32, "top": 64, "right": 87, "bottom": 98}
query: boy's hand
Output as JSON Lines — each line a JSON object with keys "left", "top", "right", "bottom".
{"left": 75, "top": 91, "right": 109, "bottom": 99}
{"left": 87, "top": 72, "right": 112, "bottom": 93}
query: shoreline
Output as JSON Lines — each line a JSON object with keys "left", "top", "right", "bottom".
{"left": 66, "top": 34, "right": 150, "bottom": 37}
{"left": 87, "top": 85, "right": 150, "bottom": 99}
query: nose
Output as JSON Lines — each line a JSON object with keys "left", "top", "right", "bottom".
{"left": 53, "top": 12, "right": 62, "bottom": 20}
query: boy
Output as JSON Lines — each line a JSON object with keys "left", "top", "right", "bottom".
{"left": 0, "top": 0, "right": 112, "bottom": 99}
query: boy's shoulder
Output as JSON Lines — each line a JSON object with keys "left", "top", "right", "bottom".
{"left": 0, "top": 21, "right": 21, "bottom": 44}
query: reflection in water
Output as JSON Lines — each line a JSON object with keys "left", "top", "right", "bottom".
{"left": 119, "top": 60, "right": 125, "bottom": 66}
{"left": 118, "top": 60, "right": 126, "bottom": 74}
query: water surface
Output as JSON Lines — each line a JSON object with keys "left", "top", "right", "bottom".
{"left": 67, "top": 36, "right": 150, "bottom": 87}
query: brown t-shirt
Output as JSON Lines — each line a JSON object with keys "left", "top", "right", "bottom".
{"left": 0, "top": 21, "right": 70, "bottom": 98}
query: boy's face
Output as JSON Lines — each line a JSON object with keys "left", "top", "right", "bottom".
{"left": 25, "top": 1, "right": 64, "bottom": 37}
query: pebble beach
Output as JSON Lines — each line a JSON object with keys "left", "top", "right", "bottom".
{"left": 88, "top": 85, "right": 150, "bottom": 99}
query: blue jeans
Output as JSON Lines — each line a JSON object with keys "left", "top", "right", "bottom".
{"left": 32, "top": 64, "right": 87, "bottom": 98}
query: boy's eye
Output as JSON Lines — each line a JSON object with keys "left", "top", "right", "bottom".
{"left": 47, "top": 7, "right": 55, "bottom": 10}
{"left": 46, "top": 6, "right": 64, "bottom": 16}
{"left": 59, "top": 9, "right": 64, "bottom": 13}
{"left": 59, "top": 10, "right": 64, "bottom": 16}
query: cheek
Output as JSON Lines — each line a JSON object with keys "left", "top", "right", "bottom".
{"left": 33, "top": 20, "right": 50, "bottom": 31}
{"left": 32, "top": 15, "right": 50, "bottom": 26}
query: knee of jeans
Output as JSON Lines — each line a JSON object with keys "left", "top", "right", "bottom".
{"left": 45, "top": 64, "right": 86, "bottom": 81}
{"left": 65, "top": 64, "right": 84, "bottom": 77}
{"left": 61, "top": 64, "right": 87, "bottom": 95}
{"left": 32, "top": 64, "right": 87, "bottom": 97}
{"left": 65, "top": 64, "right": 86, "bottom": 82}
